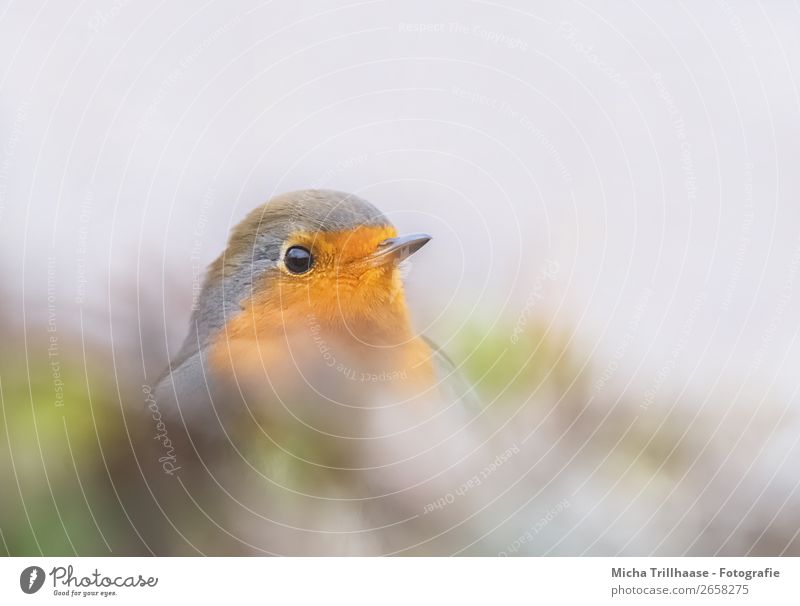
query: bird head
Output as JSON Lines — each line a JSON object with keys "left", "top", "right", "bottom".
{"left": 158, "top": 189, "right": 441, "bottom": 427}
{"left": 193, "top": 189, "right": 431, "bottom": 349}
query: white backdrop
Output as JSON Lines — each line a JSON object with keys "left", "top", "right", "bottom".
{"left": 2, "top": 0, "right": 799, "bottom": 414}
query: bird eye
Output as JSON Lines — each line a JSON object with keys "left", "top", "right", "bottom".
{"left": 284, "top": 246, "right": 314, "bottom": 274}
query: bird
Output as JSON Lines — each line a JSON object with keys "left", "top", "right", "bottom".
{"left": 151, "top": 189, "right": 504, "bottom": 555}
{"left": 156, "top": 189, "right": 449, "bottom": 413}
{"left": 122, "top": 190, "right": 800, "bottom": 557}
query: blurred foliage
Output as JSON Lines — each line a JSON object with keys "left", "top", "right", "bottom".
{"left": 0, "top": 351, "right": 124, "bottom": 555}
{"left": 451, "top": 319, "right": 586, "bottom": 403}
{"left": 2, "top": 313, "right": 798, "bottom": 556}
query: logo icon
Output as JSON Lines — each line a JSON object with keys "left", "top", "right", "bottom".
{"left": 20, "top": 566, "right": 45, "bottom": 594}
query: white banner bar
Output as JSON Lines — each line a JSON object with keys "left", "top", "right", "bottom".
{"left": 1, "top": 557, "right": 796, "bottom": 604}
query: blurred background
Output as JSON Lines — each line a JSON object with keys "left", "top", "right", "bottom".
{"left": 1, "top": 0, "right": 800, "bottom": 555}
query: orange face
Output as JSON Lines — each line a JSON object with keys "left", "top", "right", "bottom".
{"left": 223, "top": 225, "right": 412, "bottom": 343}
{"left": 209, "top": 224, "right": 435, "bottom": 389}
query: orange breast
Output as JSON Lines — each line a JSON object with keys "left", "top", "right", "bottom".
{"left": 206, "top": 225, "right": 436, "bottom": 401}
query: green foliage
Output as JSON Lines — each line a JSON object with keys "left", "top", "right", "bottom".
{"left": 450, "top": 320, "right": 585, "bottom": 404}
{"left": 0, "top": 352, "right": 125, "bottom": 555}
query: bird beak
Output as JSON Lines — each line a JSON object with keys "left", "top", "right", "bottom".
{"left": 369, "top": 233, "right": 432, "bottom": 263}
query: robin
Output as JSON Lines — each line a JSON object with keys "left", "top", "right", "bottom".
{"left": 156, "top": 188, "right": 465, "bottom": 420}
{"left": 150, "top": 190, "right": 506, "bottom": 555}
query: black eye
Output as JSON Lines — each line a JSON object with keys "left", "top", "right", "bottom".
{"left": 284, "top": 246, "right": 314, "bottom": 274}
